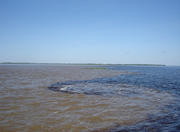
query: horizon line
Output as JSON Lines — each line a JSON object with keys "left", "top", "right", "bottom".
{"left": 0, "top": 62, "right": 168, "bottom": 66}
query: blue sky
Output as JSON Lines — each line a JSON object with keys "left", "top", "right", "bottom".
{"left": 0, "top": 0, "right": 180, "bottom": 65}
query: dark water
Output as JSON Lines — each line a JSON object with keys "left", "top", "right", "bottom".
{"left": 49, "top": 65, "right": 180, "bottom": 131}
{"left": 108, "top": 66, "right": 180, "bottom": 131}
{"left": 109, "top": 66, "right": 180, "bottom": 94}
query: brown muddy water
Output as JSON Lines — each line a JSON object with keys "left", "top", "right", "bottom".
{"left": 0, "top": 64, "right": 177, "bottom": 132}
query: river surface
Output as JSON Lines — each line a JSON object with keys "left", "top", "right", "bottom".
{"left": 0, "top": 64, "right": 180, "bottom": 132}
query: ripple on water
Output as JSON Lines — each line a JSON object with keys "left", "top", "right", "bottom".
{"left": 48, "top": 79, "right": 178, "bottom": 131}
{"left": 1, "top": 65, "right": 180, "bottom": 132}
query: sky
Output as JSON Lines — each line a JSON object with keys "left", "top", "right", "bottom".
{"left": 0, "top": 0, "right": 180, "bottom": 65}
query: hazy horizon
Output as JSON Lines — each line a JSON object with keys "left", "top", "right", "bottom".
{"left": 0, "top": 0, "right": 180, "bottom": 65}
{"left": 0, "top": 62, "right": 170, "bottom": 66}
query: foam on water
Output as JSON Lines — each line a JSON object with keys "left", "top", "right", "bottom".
{"left": 49, "top": 79, "right": 171, "bottom": 97}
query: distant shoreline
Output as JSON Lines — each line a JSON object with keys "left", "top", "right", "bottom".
{"left": 0, "top": 62, "right": 166, "bottom": 66}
